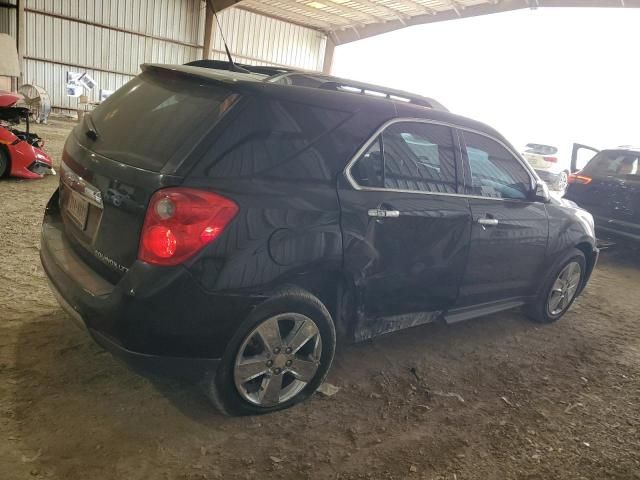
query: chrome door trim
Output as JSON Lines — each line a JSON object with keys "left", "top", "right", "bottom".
{"left": 368, "top": 208, "right": 400, "bottom": 218}
{"left": 343, "top": 117, "right": 540, "bottom": 204}
{"left": 477, "top": 218, "right": 499, "bottom": 227}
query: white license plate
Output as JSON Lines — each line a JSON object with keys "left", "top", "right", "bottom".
{"left": 66, "top": 191, "right": 89, "bottom": 230}
{"left": 524, "top": 154, "right": 546, "bottom": 169}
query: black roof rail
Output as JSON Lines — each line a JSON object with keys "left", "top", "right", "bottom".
{"left": 185, "top": 60, "right": 297, "bottom": 77}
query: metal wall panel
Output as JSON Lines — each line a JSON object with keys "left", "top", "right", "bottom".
{"left": 25, "top": 0, "right": 204, "bottom": 45}
{"left": 14, "top": 2, "right": 326, "bottom": 111}
{"left": 24, "top": 57, "right": 132, "bottom": 111}
{"left": 23, "top": 0, "right": 205, "bottom": 110}
{"left": 214, "top": 7, "right": 327, "bottom": 71}
{"left": 0, "top": 1, "right": 17, "bottom": 38}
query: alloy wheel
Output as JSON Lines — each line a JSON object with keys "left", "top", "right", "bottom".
{"left": 557, "top": 172, "right": 569, "bottom": 193}
{"left": 233, "top": 313, "right": 322, "bottom": 407}
{"left": 547, "top": 261, "right": 582, "bottom": 316}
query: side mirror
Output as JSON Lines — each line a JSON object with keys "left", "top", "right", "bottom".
{"left": 534, "top": 181, "right": 551, "bottom": 203}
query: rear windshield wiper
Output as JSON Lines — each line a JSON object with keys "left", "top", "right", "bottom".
{"left": 85, "top": 114, "right": 99, "bottom": 141}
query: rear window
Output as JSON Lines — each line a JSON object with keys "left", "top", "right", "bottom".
{"left": 87, "top": 71, "right": 237, "bottom": 171}
{"left": 524, "top": 144, "right": 558, "bottom": 155}
{"left": 583, "top": 150, "right": 640, "bottom": 177}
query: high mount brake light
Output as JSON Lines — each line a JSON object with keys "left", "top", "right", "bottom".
{"left": 138, "top": 188, "right": 238, "bottom": 266}
{"left": 568, "top": 174, "right": 593, "bottom": 185}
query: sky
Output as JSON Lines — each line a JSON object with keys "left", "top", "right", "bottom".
{"left": 332, "top": 8, "right": 640, "bottom": 152}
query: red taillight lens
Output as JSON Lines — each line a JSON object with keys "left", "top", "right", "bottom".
{"left": 144, "top": 225, "right": 177, "bottom": 258}
{"left": 543, "top": 156, "right": 558, "bottom": 163}
{"left": 568, "top": 174, "right": 592, "bottom": 185}
{"left": 138, "top": 188, "right": 238, "bottom": 266}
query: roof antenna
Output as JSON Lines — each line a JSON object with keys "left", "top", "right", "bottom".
{"left": 207, "top": 1, "right": 251, "bottom": 74}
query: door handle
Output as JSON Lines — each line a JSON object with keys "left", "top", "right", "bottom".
{"left": 368, "top": 209, "right": 400, "bottom": 218}
{"left": 477, "top": 218, "right": 499, "bottom": 227}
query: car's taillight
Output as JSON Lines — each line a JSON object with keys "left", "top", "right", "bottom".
{"left": 543, "top": 156, "right": 558, "bottom": 163}
{"left": 568, "top": 174, "right": 593, "bottom": 185}
{"left": 138, "top": 187, "right": 238, "bottom": 266}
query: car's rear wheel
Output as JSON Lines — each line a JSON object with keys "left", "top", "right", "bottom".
{"left": 207, "top": 288, "right": 336, "bottom": 415}
{"left": 526, "top": 249, "right": 586, "bottom": 323}
{"left": 0, "top": 147, "right": 9, "bottom": 178}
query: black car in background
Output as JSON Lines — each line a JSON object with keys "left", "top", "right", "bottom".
{"left": 40, "top": 64, "right": 599, "bottom": 415}
{"left": 566, "top": 146, "right": 640, "bottom": 242}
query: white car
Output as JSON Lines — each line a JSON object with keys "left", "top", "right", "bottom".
{"left": 521, "top": 143, "right": 570, "bottom": 194}
{"left": 521, "top": 143, "right": 599, "bottom": 195}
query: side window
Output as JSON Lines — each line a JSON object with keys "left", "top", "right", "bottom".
{"left": 198, "top": 97, "right": 350, "bottom": 181}
{"left": 382, "top": 122, "right": 457, "bottom": 194}
{"left": 351, "top": 137, "right": 384, "bottom": 188}
{"left": 463, "top": 132, "right": 532, "bottom": 200}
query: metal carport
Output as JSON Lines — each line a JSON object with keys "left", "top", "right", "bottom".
{"left": 209, "top": 0, "right": 640, "bottom": 72}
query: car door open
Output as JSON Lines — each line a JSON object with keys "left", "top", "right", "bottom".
{"left": 571, "top": 143, "right": 600, "bottom": 173}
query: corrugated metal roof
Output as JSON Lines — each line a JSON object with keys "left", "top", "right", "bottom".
{"left": 229, "top": 0, "right": 639, "bottom": 44}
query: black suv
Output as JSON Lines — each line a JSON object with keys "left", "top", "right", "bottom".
{"left": 565, "top": 146, "right": 640, "bottom": 241}
{"left": 41, "top": 64, "right": 599, "bottom": 415}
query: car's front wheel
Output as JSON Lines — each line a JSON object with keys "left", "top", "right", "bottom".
{"left": 526, "top": 249, "right": 586, "bottom": 323}
{"left": 207, "top": 288, "right": 336, "bottom": 415}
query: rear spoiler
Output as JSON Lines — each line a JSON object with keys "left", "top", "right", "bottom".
{"left": 184, "top": 59, "right": 297, "bottom": 77}
{"left": 140, "top": 63, "right": 262, "bottom": 90}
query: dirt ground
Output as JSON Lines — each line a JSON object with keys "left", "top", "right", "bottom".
{"left": 1, "top": 119, "right": 640, "bottom": 480}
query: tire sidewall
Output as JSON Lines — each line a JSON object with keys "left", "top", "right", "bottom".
{"left": 0, "top": 148, "right": 8, "bottom": 178}
{"left": 213, "top": 289, "right": 336, "bottom": 416}
{"left": 537, "top": 249, "right": 586, "bottom": 323}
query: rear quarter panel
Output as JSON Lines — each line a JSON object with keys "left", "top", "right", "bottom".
{"left": 182, "top": 95, "right": 389, "bottom": 312}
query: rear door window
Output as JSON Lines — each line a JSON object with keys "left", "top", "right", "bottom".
{"left": 350, "top": 121, "right": 458, "bottom": 194}
{"left": 87, "top": 71, "right": 237, "bottom": 171}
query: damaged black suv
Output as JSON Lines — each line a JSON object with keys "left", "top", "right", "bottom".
{"left": 41, "top": 63, "right": 598, "bottom": 415}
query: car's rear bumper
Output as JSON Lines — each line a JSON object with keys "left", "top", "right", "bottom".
{"left": 45, "top": 275, "right": 221, "bottom": 377}
{"left": 40, "top": 190, "right": 263, "bottom": 374}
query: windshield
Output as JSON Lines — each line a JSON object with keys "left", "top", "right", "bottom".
{"left": 87, "top": 71, "right": 237, "bottom": 171}
{"left": 524, "top": 144, "right": 558, "bottom": 155}
{"left": 582, "top": 150, "right": 640, "bottom": 177}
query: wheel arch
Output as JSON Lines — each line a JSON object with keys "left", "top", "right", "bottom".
{"left": 575, "top": 241, "right": 598, "bottom": 293}
{"left": 263, "top": 271, "right": 357, "bottom": 343}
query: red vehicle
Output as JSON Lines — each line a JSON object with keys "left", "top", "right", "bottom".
{"left": 0, "top": 91, "right": 54, "bottom": 179}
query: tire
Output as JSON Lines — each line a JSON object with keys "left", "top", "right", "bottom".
{"left": 525, "top": 249, "right": 586, "bottom": 324}
{"left": 206, "top": 287, "right": 336, "bottom": 416}
{"left": 0, "top": 147, "right": 9, "bottom": 178}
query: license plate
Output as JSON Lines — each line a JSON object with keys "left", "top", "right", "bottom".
{"left": 66, "top": 191, "right": 89, "bottom": 230}
{"left": 524, "top": 154, "right": 545, "bottom": 169}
